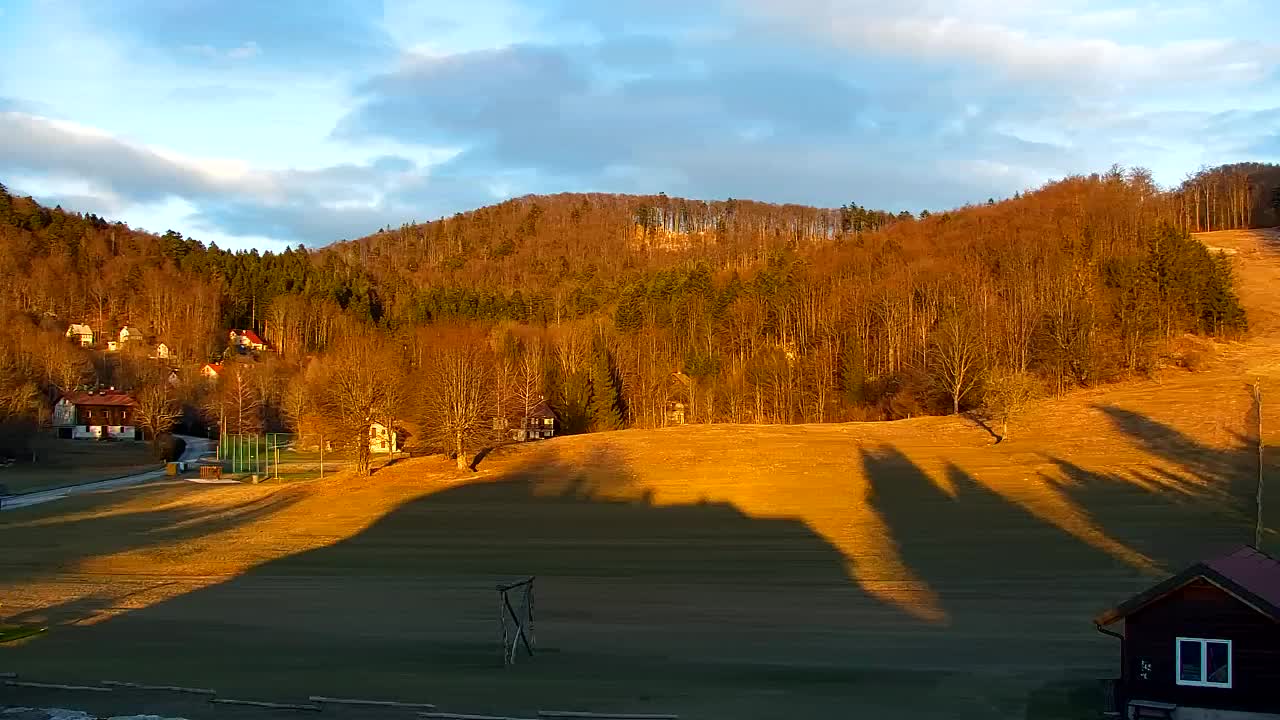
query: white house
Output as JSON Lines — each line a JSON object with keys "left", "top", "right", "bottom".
{"left": 229, "top": 329, "right": 268, "bottom": 352}
{"left": 119, "top": 326, "right": 144, "bottom": 344}
{"left": 65, "top": 323, "right": 94, "bottom": 347}
{"left": 153, "top": 343, "right": 171, "bottom": 360}
{"left": 369, "top": 422, "right": 398, "bottom": 454}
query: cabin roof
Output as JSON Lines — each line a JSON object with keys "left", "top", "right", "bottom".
{"left": 61, "top": 391, "right": 137, "bottom": 408}
{"left": 1096, "top": 545, "right": 1280, "bottom": 626}
{"left": 529, "top": 399, "right": 556, "bottom": 419}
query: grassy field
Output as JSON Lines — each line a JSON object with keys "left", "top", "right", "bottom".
{"left": 0, "top": 230, "right": 1278, "bottom": 719}
{"left": 0, "top": 437, "right": 157, "bottom": 495}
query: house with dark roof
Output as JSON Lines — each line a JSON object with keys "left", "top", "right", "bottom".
{"left": 1094, "top": 545, "right": 1280, "bottom": 719}
{"left": 52, "top": 390, "right": 140, "bottom": 440}
{"left": 513, "top": 399, "right": 557, "bottom": 441}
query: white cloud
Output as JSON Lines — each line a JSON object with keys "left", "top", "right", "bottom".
{"left": 743, "top": 0, "right": 1278, "bottom": 91}
{"left": 183, "top": 41, "right": 261, "bottom": 60}
{"left": 0, "top": 111, "right": 441, "bottom": 245}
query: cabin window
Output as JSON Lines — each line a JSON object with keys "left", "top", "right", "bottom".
{"left": 1176, "top": 637, "right": 1232, "bottom": 688}
{"left": 543, "top": 418, "right": 553, "bottom": 426}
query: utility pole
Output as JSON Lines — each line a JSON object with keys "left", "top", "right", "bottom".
{"left": 1255, "top": 384, "right": 1266, "bottom": 550}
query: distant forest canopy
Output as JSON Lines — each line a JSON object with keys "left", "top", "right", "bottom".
{"left": 0, "top": 161, "right": 1273, "bottom": 443}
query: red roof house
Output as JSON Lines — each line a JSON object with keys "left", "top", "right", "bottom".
{"left": 229, "top": 329, "right": 268, "bottom": 352}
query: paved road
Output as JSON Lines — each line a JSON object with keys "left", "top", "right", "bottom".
{"left": 0, "top": 435, "right": 212, "bottom": 512}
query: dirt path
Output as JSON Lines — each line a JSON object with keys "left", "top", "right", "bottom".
{"left": 1, "top": 436, "right": 211, "bottom": 513}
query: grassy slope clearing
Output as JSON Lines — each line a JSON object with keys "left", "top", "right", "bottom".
{"left": 0, "top": 437, "right": 156, "bottom": 495}
{"left": 0, "top": 229, "right": 1278, "bottom": 719}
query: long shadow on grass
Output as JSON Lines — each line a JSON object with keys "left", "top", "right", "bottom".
{"left": 0, "top": 443, "right": 1011, "bottom": 719}
{"left": 0, "top": 485, "right": 307, "bottom": 601}
{"left": 860, "top": 448, "right": 1155, "bottom": 692}
{"left": 1093, "top": 403, "right": 1262, "bottom": 510}
{"left": 2, "top": 442, "right": 1157, "bottom": 720}
{"left": 1083, "top": 404, "right": 1276, "bottom": 550}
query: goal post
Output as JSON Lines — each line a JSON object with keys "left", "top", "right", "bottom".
{"left": 497, "top": 576, "right": 536, "bottom": 666}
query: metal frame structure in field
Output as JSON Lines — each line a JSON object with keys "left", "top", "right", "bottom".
{"left": 217, "top": 432, "right": 294, "bottom": 478}
{"left": 497, "top": 577, "right": 536, "bottom": 666}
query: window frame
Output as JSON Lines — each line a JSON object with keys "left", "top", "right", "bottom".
{"left": 1175, "top": 637, "right": 1232, "bottom": 688}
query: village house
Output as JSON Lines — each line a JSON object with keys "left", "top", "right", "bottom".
{"left": 1095, "top": 545, "right": 1280, "bottom": 719}
{"left": 513, "top": 399, "right": 557, "bottom": 441}
{"left": 369, "top": 422, "right": 398, "bottom": 454}
{"left": 119, "top": 326, "right": 144, "bottom": 344}
{"left": 665, "top": 400, "right": 687, "bottom": 426}
{"left": 229, "top": 329, "right": 269, "bottom": 352}
{"left": 152, "top": 342, "right": 171, "bottom": 360}
{"left": 665, "top": 371, "right": 691, "bottom": 426}
{"left": 65, "top": 323, "right": 94, "bottom": 347}
{"left": 52, "top": 389, "right": 140, "bottom": 440}
{"left": 201, "top": 363, "right": 222, "bottom": 381}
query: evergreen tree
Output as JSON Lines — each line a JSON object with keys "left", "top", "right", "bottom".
{"left": 588, "top": 337, "right": 623, "bottom": 431}
{"left": 557, "top": 369, "right": 593, "bottom": 434}
{"left": 839, "top": 338, "right": 866, "bottom": 407}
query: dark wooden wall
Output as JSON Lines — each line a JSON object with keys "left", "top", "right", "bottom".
{"left": 1123, "top": 579, "right": 1280, "bottom": 713}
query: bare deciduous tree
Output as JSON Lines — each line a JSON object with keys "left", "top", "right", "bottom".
{"left": 134, "top": 374, "right": 180, "bottom": 457}
{"left": 930, "top": 314, "right": 984, "bottom": 415}
{"left": 423, "top": 338, "right": 494, "bottom": 470}
{"left": 312, "top": 337, "right": 404, "bottom": 475}
{"left": 515, "top": 335, "right": 545, "bottom": 424}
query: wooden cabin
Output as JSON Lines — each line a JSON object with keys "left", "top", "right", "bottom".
{"left": 514, "top": 399, "right": 556, "bottom": 441}
{"left": 1094, "top": 545, "right": 1280, "bottom": 719}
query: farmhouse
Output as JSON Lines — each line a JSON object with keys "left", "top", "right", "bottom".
{"left": 52, "top": 390, "right": 140, "bottom": 440}
{"left": 119, "top": 326, "right": 144, "bottom": 344}
{"left": 513, "top": 399, "right": 557, "bottom": 441}
{"left": 1095, "top": 545, "right": 1280, "bottom": 719}
{"left": 153, "top": 342, "right": 171, "bottom": 360}
{"left": 369, "top": 422, "right": 398, "bottom": 454}
{"left": 201, "top": 363, "right": 222, "bottom": 381}
{"left": 65, "top": 323, "right": 94, "bottom": 347}
{"left": 230, "top": 329, "right": 268, "bottom": 352}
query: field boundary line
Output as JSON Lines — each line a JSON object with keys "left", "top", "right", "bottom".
{"left": 311, "top": 696, "right": 437, "bottom": 709}
{"left": 5, "top": 680, "right": 112, "bottom": 692}
{"left": 210, "top": 698, "right": 321, "bottom": 711}
{"left": 102, "top": 680, "right": 216, "bottom": 694}
{"left": 537, "top": 707, "right": 680, "bottom": 712}
{"left": 422, "top": 707, "right": 537, "bottom": 712}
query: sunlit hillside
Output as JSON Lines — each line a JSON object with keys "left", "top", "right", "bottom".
{"left": 1, "top": 229, "right": 1278, "bottom": 718}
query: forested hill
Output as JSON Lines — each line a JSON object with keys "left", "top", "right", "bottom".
{"left": 0, "top": 162, "right": 1276, "bottom": 433}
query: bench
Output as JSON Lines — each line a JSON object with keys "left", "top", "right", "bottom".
{"left": 1130, "top": 699, "right": 1177, "bottom": 720}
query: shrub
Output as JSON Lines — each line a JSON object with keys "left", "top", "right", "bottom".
{"left": 156, "top": 433, "right": 187, "bottom": 462}
{"left": 1180, "top": 348, "right": 1211, "bottom": 372}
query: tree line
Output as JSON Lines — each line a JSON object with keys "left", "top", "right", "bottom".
{"left": 0, "top": 163, "right": 1264, "bottom": 467}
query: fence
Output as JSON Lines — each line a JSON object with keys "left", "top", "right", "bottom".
{"left": 217, "top": 433, "right": 294, "bottom": 477}
{"left": 216, "top": 433, "right": 353, "bottom": 482}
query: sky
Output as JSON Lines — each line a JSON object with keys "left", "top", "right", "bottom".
{"left": 1, "top": 0, "right": 1278, "bottom": 252}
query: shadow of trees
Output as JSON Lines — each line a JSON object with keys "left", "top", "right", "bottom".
{"left": 4, "top": 429, "right": 1252, "bottom": 719}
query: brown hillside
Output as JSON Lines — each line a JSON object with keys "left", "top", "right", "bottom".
{"left": 1, "top": 229, "right": 1278, "bottom": 718}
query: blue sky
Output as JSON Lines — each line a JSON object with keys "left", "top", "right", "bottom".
{"left": 1, "top": 0, "right": 1277, "bottom": 252}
